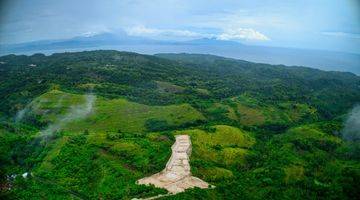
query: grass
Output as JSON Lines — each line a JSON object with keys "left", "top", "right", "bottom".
{"left": 76, "top": 98, "right": 204, "bottom": 133}
{"left": 31, "top": 90, "right": 86, "bottom": 122}
{"left": 205, "top": 103, "right": 238, "bottom": 121}
{"left": 37, "top": 136, "right": 69, "bottom": 172}
{"left": 278, "top": 126, "right": 342, "bottom": 143}
{"left": 198, "top": 167, "right": 234, "bottom": 182}
{"left": 236, "top": 104, "right": 265, "bottom": 126}
{"left": 31, "top": 90, "right": 205, "bottom": 133}
{"left": 229, "top": 95, "right": 319, "bottom": 126}
{"left": 174, "top": 125, "right": 255, "bottom": 182}
{"left": 175, "top": 125, "right": 255, "bottom": 149}
{"left": 156, "top": 81, "right": 210, "bottom": 97}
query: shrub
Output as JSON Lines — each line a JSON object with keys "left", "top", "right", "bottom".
{"left": 145, "top": 119, "right": 171, "bottom": 131}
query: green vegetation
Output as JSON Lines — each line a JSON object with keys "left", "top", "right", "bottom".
{"left": 174, "top": 125, "right": 255, "bottom": 182}
{"left": 0, "top": 50, "right": 359, "bottom": 199}
{"left": 30, "top": 90, "right": 205, "bottom": 133}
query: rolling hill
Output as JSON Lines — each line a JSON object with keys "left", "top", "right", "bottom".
{"left": 0, "top": 50, "right": 359, "bottom": 199}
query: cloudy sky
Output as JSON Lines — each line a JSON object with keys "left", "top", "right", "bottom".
{"left": 0, "top": 0, "right": 359, "bottom": 53}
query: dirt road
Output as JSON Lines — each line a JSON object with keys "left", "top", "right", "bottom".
{"left": 137, "top": 135, "right": 211, "bottom": 194}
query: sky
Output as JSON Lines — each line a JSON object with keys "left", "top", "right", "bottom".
{"left": 0, "top": 0, "right": 359, "bottom": 53}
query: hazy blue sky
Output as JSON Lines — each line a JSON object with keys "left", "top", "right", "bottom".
{"left": 0, "top": 0, "right": 359, "bottom": 53}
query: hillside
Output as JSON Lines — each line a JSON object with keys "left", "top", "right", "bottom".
{"left": 2, "top": 34, "right": 359, "bottom": 75}
{"left": 1, "top": 51, "right": 359, "bottom": 118}
{"left": 0, "top": 50, "right": 359, "bottom": 199}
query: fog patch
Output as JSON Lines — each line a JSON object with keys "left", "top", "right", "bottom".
{"left": 15, "top": 106, "right": 29, "bottom": 122}
{"left": 342, "top": 105, "right": 360, "bottom": 141}
{"left": 15, "top": 98, "right": 49, "bottom": 123}
{"left": 40, "top": 93, "right": 96, "bottom": 138}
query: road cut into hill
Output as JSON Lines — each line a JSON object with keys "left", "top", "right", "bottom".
{"left": 137, "top": 135, "right": 212, "bottom": 194}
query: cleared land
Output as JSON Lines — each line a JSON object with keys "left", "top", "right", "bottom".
{"left": 137, "top": 135, "right": 210, "bottom": 194}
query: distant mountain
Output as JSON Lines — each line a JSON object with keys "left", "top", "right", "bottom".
{"left": 176, "top": 37, "right": 243, "bottom": 46}
{"left": 1, "top": 34, "right": 359, "bottom": 74}
{"left": 0, "top": 32, "right": 164, "bottom": 52}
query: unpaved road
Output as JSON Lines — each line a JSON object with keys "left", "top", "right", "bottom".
{"left": 137, "top": 135, "right": 211, "bottom": 194}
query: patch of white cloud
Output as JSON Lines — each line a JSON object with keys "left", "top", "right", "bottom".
{"left": 80, "top": 25, "right": 111, "bottom": 37}
{"left": 82, "top": 31, "right": 100, "bottom": 37}
{"left": 322, "top": 32, "right": 360, "bottom": 39}
{"left": 217, "top": 28, "right": 269, "bottom": 41}
{"left": 126, "top": 25, "right": 207, "bottom": 39}
{"left": 40, "top": 93, "right": 96, "bottom": 138}
{"left": 126, "top": 25, "right": 269, "bottom": 41}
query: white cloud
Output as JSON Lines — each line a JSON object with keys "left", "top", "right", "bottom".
{"left": 126, "top": 25, "right": 206, "bottom": 38}
{"left": 80, "top": 25, "right": 111, "bottom": 37}
{"left": 125, "top": 25, "right": 269, "bottom": 42}
{"left": 217, "top": 28, "right": 269, "bottom": 41}
{"left": 321, "top": 32, "right": 360, "bottom": 39}
{"left": 82, "top": 31, "right": 100, "bottom": 37}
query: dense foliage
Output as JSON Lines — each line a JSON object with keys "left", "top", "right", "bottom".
{"left": 1, "top": 51, "right": 359, "bottom": 118}
{"left": 0, "top": 50, "right": 359, "bottom": 199}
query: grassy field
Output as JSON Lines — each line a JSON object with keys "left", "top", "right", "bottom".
{"left": 201, "top": 94, "right": 318, "bottom": 128}
{"left": 174, "top": 125, "right": 255, "bottom": 182}
{"left": 30, "top": 90, "right": 205, "bottom": 133}
{"left": 226, "top": 95, "right": 318, "bottom": 126}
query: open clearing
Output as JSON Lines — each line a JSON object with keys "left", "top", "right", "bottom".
{"left": 30, "top": 90, "right": 205, "bottom": 133}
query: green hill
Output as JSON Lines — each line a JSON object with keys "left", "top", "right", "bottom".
{"left": 0, "top": 50, "right": 359, "bottom": 199}
{"left": 28, "top": 90, "right": 205, "bottom": 133}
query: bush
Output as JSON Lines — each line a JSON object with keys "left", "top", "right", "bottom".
{"left": 145, "top": 119, "right": 171, "bottom": 131}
